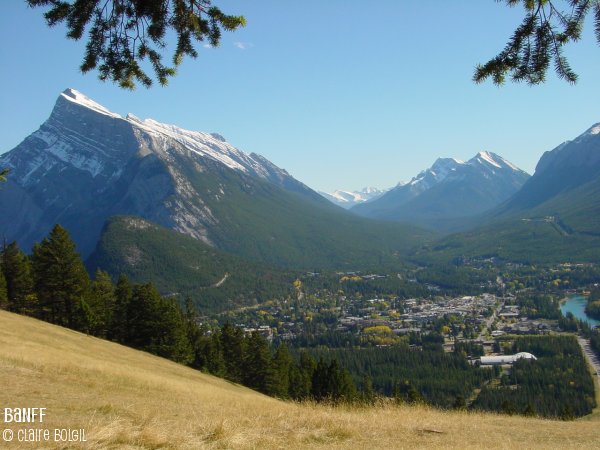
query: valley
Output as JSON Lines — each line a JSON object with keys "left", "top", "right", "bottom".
{"left": 3, "top": 1, "right": 600, "bottom": 447}
{"left": 1, "top": 88, "right": 600, "bottom": 447}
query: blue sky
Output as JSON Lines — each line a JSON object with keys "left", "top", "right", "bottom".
{"left": 2, "top": 1, "right": 600, "bottom": 192}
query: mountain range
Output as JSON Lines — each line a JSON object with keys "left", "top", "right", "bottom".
{"left": 351, "top": 152, "right": 530, "bottom": 232}
{"left": 0, "top": 89, "right": 430, "bottom": 273}
{"left": 0, "top": 87, "right": 599, "bottom": 293}
{"left": 319, "top": 187, "right": 386, "bottom": 209}
{"left": 417, "top": 124, "right": 600, "bottom": 263}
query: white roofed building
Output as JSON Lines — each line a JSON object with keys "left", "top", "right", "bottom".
{"left": 479, "top": 352, "right": 537, "bottom": 366}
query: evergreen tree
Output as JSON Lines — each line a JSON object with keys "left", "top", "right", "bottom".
{"left": 124, "top": 283, "right": 192, "bottom": 363}
{"left": 289, "top": 351, "right": 316, "bottom": 400}
{"left": 120, "top": 283, "right": 158, "bottom": 348}
{"left": 87, "top": 269, "right": 115, "bottom": 338}
{"left": 268, "top": 344, "right": 292, "bottom": 398}
{"left": 392, "top": 381, "right": 404, "bottom": 404}
{"left": 1, "top": 241, "right": 34, "bottom": 314}
{"left": 361, "top": 374, "right": 375, "bottom": 404}
{"left": 204, "top": 329, "right": 226, "bottom": 376}
{"left": 220, "top": 322, "right": 245, "bottom": 383}
{"left": 110, "top": 274, "right": 132, "bottom": 342}
{"left": 453, "top": 395, "right": 467, "bottom": 410}
{"left": 406, "top": 382, "right": 423, "bottom": 404}
{"left": 125, "top": 283, "right": 192, "bottom": 363}
{"left": 31, "top": 225, "right": 90, "bottom": 330}
{"left": 326, "top": 359, "right": 357, "bottom": 402}
{"left": 183, "top": 298, "right": 206, "bottom": 369}
{"left": 311, "top": 357, "right": 330, "bottom": 401}
{"left": 153, "top": 296, "right": 193, "bottom": 364}
{"left": 243, "top": 331, "right": 271, "bottom": 394}
{"left": 311, "top": 358, "right": 356, "bottom": 402}
{"left": 0, "top": 270, "right": 7, "bottom": 309}
{"left": 523, "top": 403, "right": 536, "bottom": 417}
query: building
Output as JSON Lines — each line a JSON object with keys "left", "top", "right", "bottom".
{"left": 479, "top": 352, "right": 537, "bottom": 366}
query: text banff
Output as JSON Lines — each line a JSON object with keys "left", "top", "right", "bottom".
{"left": 4, "top": 408, "right": 46, "bottom": 423}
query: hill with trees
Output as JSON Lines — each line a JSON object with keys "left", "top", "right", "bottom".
{"left": 86, "top": 216, "right": 296, "bottom": 314}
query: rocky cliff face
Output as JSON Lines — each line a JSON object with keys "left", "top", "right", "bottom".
{"left": 497, "top": 123, "right": 600, "bottom": 214}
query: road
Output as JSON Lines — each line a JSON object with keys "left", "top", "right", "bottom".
{"left": 577, "top": 336, "right": 600, "bottom": 380}
{"left": 477, "top": 300, "right": 503, "bottom": 341}
{"left": 213, "top": 273, "right": 229, "bottom": 288}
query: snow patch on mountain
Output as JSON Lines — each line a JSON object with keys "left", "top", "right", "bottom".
{"left": 474, "top": 151, "right": 501, "bottom": 168}
{"left": 129, "top": 117, "right": 251, "bottom": 172}
{"left": 61, "top": 88, "right": 122, "bottom": 119}
{"left": 469, "top": 151, "right": 524, "bottom": 173}
{"left": 588, "top": 123, "right": 600, "bottom": 135}
{"left": 407, "top": 158, "right": 465, "bottom": 190}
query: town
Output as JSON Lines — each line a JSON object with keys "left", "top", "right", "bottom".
{"left": 214, "top": 261, "right": 596, "bottom": 351}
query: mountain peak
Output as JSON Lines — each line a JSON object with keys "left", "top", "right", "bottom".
{"left": 409, "top": 157, "right": 463, "bottom": 186}
{"left": 431, "top": 157, "right": 464, "bottom": 171}
{"left": 469, "top": 151, "right": 522, "bottom": 172}
{"left": 319, "top": 187, "right": 386, "bottom": 209}
{"left": 590, "top": 124, "right": 600, "bottom": 134}
{"left": 59, "top": 88, "right": 122, "bottom": 119}
{"left": 471, "top": 151, "right": 502, "bottom": 168}
{"left": 577, "top": 122, "right": 600, "bottom": 139}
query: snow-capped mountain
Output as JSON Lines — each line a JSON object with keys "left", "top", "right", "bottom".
{"left": 4, "top": 89, "right": 303, "bottom": 189}
{"left": 352, "top": 151, "right": 530, "bottom": 232}
{"left": 0, "top": 89, "right": 425, "bottom": 268}
{"left": 319, "top": 187, "right": 386, "bottom": 209}
{"left": 0, "top": 89, "right": 320, "bottom": 257}
{"left": 426, "top": 123, "right": 600, "bottom": 263}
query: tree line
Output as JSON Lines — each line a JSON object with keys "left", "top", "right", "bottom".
{"left": 585, "top": 287, "right": 600, "bottom": 320}
{"left": 303, "top": 341, "right": 493, "bottom": 410}
{"left": 472, "top": 336, "right": 596, "bottom": 419}
{"left": 0, "top": 224, "right": 360, "bottom": 402}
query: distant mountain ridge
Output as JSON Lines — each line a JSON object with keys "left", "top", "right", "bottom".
{"left": 352, "top": 151, "right": 530, "bottom": 232}
{"left": 417, "top": 124, "right": 600, "bottom": 263}
{"left": 0, "top": 89, "right": 431, "bottom": 270}
{"left": 319, "top": 187, "right": 386, "bottom": 209}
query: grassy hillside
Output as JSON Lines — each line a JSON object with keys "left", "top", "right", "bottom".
{"left": 1, "top": 311, "right": 599, "bottom": 449}
{"left": 86, "top": 216, "right": 296, "bottom": 314}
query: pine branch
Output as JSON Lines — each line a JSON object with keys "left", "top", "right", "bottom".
{"left": 27, "top": 0, "right": 245, "bottom": 89}
{"left": 475, "top": 0, "right": 599, "bottom": 85}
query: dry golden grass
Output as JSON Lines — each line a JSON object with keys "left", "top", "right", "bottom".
{"left": 1, "top": 310, "right": 599, "bottom": 449}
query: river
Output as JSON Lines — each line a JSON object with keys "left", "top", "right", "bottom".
{"left": 560, "top": 295, "right": 600, "bottom": 328}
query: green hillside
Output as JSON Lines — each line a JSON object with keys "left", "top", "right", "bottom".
{"left": 87, "top": 216, "right": 296, "bottom": 314}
